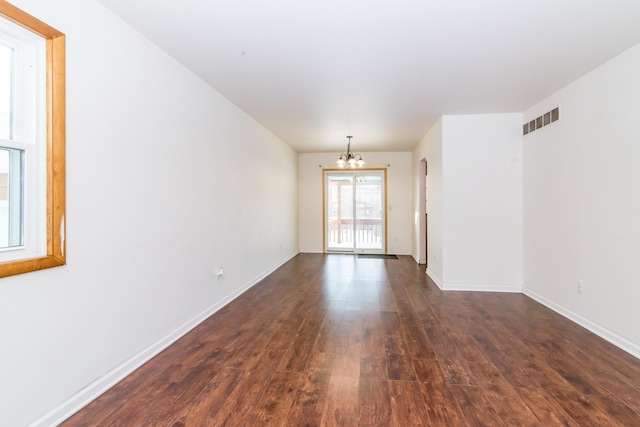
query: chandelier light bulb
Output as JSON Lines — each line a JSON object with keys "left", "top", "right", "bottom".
{"left": 336, "top": 136, "right": 365, "bottom": 168}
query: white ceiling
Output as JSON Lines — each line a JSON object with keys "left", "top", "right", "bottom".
{"left": 98, "top": 0, "right": 640, "bottom": 153}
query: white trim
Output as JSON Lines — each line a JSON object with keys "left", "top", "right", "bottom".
{"left": 425, "top": 269, "right": 521, "bottom": 293}
{"left": 28, "top": 250, "right": 299, "bottom": 427}
{"left": 393, "top": 251, "right": 413, "bottom": 256}
{"left": 443, "top": 283, "right": 522, "bottom": 293}
{"left": 426, "top": 268, "right": 443, "bottom": 289}
{"left": 409, "top": 252, "right": 426, "bottom": 264}
{"left": 523, "top": 287, "right": 640, "bottom": 360}
{"left": 301, "top": 249, "right": 412, "bottom": 256}
{"left": 418, "top": 158, "right": 427, "bottom": 264}
{"left": 0, "top": 21, "right": 47, "bottom": 261}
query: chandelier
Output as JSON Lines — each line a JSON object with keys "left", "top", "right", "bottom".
{"left": 336, "top": 136, "right": 365, "bottom": 168}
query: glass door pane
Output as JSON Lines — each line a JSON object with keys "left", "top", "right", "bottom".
{"left": 326, "top": 173, "right": 354, "bottom": 250}
{"left": 355, "top": 173, "right": 383, "bottom": 251}
{"left": 326, "top": 170, "right": 385, "bottom": 253}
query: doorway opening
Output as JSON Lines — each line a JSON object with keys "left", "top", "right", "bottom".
{"left": 323, "top": 169, "right": 386, "bottom": 253}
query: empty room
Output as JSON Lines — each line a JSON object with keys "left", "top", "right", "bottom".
{"left": 1, "top": 0, "right": 640, "bottom": 425}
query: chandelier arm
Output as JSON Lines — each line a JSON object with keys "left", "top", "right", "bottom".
{"left": 336, "top": 135, "right": 364, "bottom": 167}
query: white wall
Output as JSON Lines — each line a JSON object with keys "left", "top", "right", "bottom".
{"left": 442, "top": 114, "right": 523, "bottom": 291}
{"left": 299, "top": 152, "right": 412, "bottom": 255}
{"left": 0, "top": 1, "right": 298, "bottom": 426}
{"left": 523, "top": 42, "right": 640, "bottom": 357}
{"left": 412, "top": 115, "right": 523, "bottom": 292}
{"left": 412, "top": 119, "right": 443, "bottom": 282}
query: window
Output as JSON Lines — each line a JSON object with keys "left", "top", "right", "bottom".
{"left": 0, "top": 3, "right": 65, "bottom": 278}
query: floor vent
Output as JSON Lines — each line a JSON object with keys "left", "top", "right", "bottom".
{"left": 524, "top": 107, "right": 559, "bottom": 135}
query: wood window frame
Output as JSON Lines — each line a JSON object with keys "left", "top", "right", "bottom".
{"left": 0, "top": 1, "right": 65, "bottom": 278}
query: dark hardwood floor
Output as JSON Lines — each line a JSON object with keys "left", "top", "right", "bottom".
{"left": 63, "top": 254, "right": 640, "bottom": 426}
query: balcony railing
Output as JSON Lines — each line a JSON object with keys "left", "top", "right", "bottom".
{"left": 328, "top": 218, "right": 382, "bottom": 248}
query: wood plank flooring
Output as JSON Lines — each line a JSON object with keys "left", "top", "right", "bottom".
{"left": 62, "top": 254, "right": 640, "bottom": 426}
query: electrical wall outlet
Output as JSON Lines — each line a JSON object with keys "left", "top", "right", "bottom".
{"left": 216, "top": 267, "right": 224, "bottom": 279}
{"left": 577, "top": 280, "right": 583, "bottom": 294}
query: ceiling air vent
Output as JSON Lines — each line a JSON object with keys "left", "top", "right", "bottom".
{"left": 523, "top": 107, "right": 559, "bottom": 135}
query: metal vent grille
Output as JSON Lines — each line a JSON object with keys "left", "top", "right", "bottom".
{"left": 524, "top": 107, "right": 559, "bottom": 135}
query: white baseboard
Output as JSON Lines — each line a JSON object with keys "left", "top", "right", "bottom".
{"left": 299, "top": 249, "right": 413, "bottom": 256}
{"left": 35, "top": 250, "right": 639, "bottom": 426}
{"left": 426, "top": 268, "right": 443, "bottom": 289}
{"left": 443, "top": 283, "right": 522, "bottom": 293}
{"left": 523, "top": 287, "right": 640, "bottom": 360}
{"left": 425, "top": 270, "right": 521, "bottom": 294}
{"left": 406, "top": 251, "right": 424, "bottom": 263}
{"left": 30, "top": 250, "right": 299, "bottom": 427}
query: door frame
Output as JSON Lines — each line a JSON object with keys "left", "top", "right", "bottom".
{"left": 322, "top": 168, "right": 388, "bottom": 254}
{"left": 418, "top": 158, "right": 427, "bottom": 264}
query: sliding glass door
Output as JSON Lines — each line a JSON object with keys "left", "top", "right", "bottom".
{"left": 325, "top": 170, "right": 385, "bottom": 253}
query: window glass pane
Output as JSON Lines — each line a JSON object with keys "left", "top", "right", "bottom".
{"left": 0, "top": 3, "right": 65, "bottom": 274}
{"left": 0, "top": 44, "right": 12, "bottom": 140}
{"left": 0, "top": 147, "right": 24, "bottom": 248}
